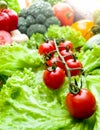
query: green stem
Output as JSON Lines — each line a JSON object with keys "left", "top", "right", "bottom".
{"left": 54, "top": 39, "right": 72, "bottom": 87}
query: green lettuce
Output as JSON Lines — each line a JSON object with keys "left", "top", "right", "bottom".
{"left": 78, "top": 46, "right": 100, "bottom": 75}
{"left": 7, "top": 0, "right": 20, "bottom": 13}
{"left": 0, "top": 44, "right": 44, "bottom": 76}
{"left": 0, "top": 68, "right": 100, "bottom": 130}
{"left": 28, "top": 25, "right": 86, "bottom": 50}
{"left": 45, "top": 25, "right": 86, "bottom": 49}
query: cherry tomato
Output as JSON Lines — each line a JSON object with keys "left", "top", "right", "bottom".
{"left": 66, "top": 59, "right": 83, "bottom": 76}
{"left": 0, "top": 12, "right": 10, "bottom": 31}
{"left": 46, "top": 56, "right": 65, "bottom": 70}
{"left": 59, "top": 41, "right": 73, "bottom": 51}
{"left": 0, "top": 30, "right": 12, "bottom": 45}
{"left": 71, "top": 20, "right": 94, "bottom": 40}
{"left": 3, "top": 9, "right": 18, "bottom": 31}
{"left": 65, "top": 88, "right": 96, "bottom": 119}
{"left": 38, "top": 40, "right": 55, "bottom": 56}
{"left": 53, "top": 2, "right": 74, "bottom": 26}
{"left": 43, "top": 67, "right": 65, "bottom": 90}
{"left": 60, "top": 49, "right": 73, "bottom": 61}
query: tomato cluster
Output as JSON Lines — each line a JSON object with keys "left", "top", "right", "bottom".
{"left": 38, "top": 39, "right": 96, "bottom": 120}
{"left": 38, "top": 39, "right": 82, "bottom": 89}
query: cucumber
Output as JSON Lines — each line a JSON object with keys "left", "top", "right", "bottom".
{"left": 83, "top": 34, "right": 100, "bottom": 51}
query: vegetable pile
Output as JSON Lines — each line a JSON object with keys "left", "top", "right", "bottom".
{"left": 0, "top": 0, "right": 100, "bottom": 130}
{"left": 18, "top": 0, "right": 60, "bottom": 37}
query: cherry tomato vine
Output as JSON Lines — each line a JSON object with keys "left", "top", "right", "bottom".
{"left": 38, "top": 38, "right": 96, "bottom": 120}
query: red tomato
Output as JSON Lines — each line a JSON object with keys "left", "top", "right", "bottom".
{"left": 60, "top": 49, "right": 73, "bottom": 61}
{"left": 0, "top": 30, "right": 12, "bottom": 45}
{"left": 38, "top": 41, "right": 55, "bottom": 56}
{"left": 3, "top": 9, "right": 18, "bottom": 31}
{"left": 65, "top": 88, "right": 96, "bottom": 119}
{"left": 53, "top": 2, "right": 74, "bottom": 26}
{"left": 43, "top": 67, "right": 65, "bottom": 90}
{"left": 66, "top": 59, "right": 83, "bottom": 76}
{"left": 59, "top": 41, "right": 73, "bottom": 51}
{"left": 0, "top": 12, "right": 10, "bottom": 31}
{"left": 46, "top": 56, "right": 65, "bottom": 70}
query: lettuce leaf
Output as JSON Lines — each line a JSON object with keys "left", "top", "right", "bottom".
{"left": 78, "top": 46, "right": 100, "bottom": 75}
{"left": 7, "top": 0, "right": 20, "bottom": 13}
{"left": 0, "top": 44, "right": 44, "bottom": 76}
{"left": 45, "top": 25, "right": 86, "bottom": 49}
{"left": 0, "top": 68, "right": 100, "bottom": 130}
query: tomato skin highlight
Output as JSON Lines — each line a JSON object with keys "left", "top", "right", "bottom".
{"left": 65, "top": 88, "right": 96, "bottom": 119}
{"left": 0, "top": 12, "right": 10, "bottom": 31}
{"left": 53, "top": 2, "right": 74, "bottom": 26}
{"left": 43, "top": 67, "right": 65, "bottom": 90}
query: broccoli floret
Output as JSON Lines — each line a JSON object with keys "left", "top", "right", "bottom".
{"left": 18, "top": 17, "right": 27, "bottom": 34}
{"left": 26, "top": 15, "right": 35, "bottom": 27}
{"left": 18, "top": 0, "right": 61, "bottom": 37}
{"left": 18, "top": 25, "right": 27, "bottom": 33}
{"left": 18, "top": 17, "right": 27, "bottom": 27}
{"left": 36, "top": 14, "right": 46, "bottom": 24}
{"left": 18, "top": 8, "right": 27, "bottom": 18}
{"left": 27, "top": 24, "right": 47, "bottom": 37}
{"left": 45, "top": 16, "right": 61, "bottom": 28}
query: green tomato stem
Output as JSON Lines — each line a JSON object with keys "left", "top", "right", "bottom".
{"left": 54, "top": 39, "right": 72, "bottom": 87}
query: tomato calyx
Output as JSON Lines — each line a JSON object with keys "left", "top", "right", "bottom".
{"left": 47, "top": 62, "right": 57, "bottom": 72}
{"left": 69, "top": 78, "right": 82, "bottom": 94}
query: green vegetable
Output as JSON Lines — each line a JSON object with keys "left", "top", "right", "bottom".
{"left": 6, "top": 0, "right": 20, "bottom": 13}
{"left": 18, "top": 0, "right": 60, "bottom": 37}
{"left": 1, "top": 67, "right": 100, "bottom": 129}
{"left": 0, "top": 44, "right": 44, "bottom": 76}
{"left": 82, "top": 34, "right": 100, "bottom": 51}
{"left": 27, "top": 25, "right": 86, "bottom": 49}
{"left": 27, "top": 24, "right": 47, "bottom": 37}
{"left": 92, "top": 9, "right": 100, "bottom": 34}
{"left": 78, "top": 45, "right": 100, "bottom": 75}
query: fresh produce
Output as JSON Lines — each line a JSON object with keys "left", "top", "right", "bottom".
{"left": 53, "top": 2, "right": 74, "bottom": 26}
{"left": 83, "top": 34, "right": 100, "bottom": 51}
{"left": 92, "top": 9, "right": 100, "bottom": 34}
{"left": 66, "top": 88, "right": 96, "bottom": 119}
{"left": 66, "top": 58, "right": 83, "bottom": 76}
{"left": 0, "top": 30, "right": 12, "bottom": 45}
{"left": 18, "top": 0, "right": 60, "bottom": 37}
{"left": 60, "top": 49, "right": 73, "bottom": 61}
{"left": 38, "top": 40, "right": 55, "bottom": 56}
{"left": 1, "top": 2, "right": 100, "bottom": 129}
{"left": 71, "top": 19, "right": 94, "bottom": 40}
{"left": 0, "top": 8, "right": 18, "bottom": 32}
{"left": 43, "top": 66, "right": 65, "bottom": 90}
{"left": 59, "top": 40, "right": 74, "bottom": 51}
{"left": 7, "top": 0, "right": 20, "bottom": 13}
{"left": 78, "top": 46, "right": 100, "bottom": 75}
{"left": 45, "top": 25, "right": 86, "bottom": 49}
{"left": 11, "top": 29, "right": 29, "bottom": 43}
{"left": 0, "top": 44, "right": 44, "bottom": 76}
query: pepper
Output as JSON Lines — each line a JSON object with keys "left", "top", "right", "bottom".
{"left": 0, "top": 1, "right": 18, "bottom": 32}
